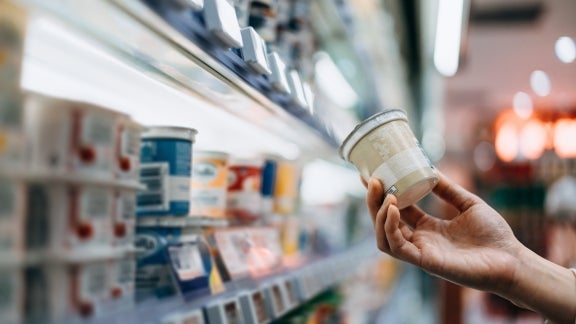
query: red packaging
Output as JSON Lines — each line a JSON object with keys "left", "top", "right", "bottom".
{"left": 227, "top": 158, "right": 263, "bottom": 223}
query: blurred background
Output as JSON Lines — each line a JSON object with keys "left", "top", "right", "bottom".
{"left": 1, "top": 0, "right": 575, "bottom": 323}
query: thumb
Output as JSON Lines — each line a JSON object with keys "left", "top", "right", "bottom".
{"left": 432, "top": 172, "right": 480, "bottom": 212}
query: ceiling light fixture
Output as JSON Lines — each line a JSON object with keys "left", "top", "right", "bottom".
{"left": 433, "top": 0, "right": 469, "bottom": 77}
{"left": 555, "top": 36, "right": 576, "bottom": 64}
{"left": 530, "top": 70, "right": 551, "bottom": 97}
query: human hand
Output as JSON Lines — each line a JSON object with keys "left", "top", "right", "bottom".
{"left": 366, "top": 173, "right": 523, "bottom": 294}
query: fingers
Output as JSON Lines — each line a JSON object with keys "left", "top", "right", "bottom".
{"left": 374, "top": 195, "right": 421, "bottom": 265}
{"left": 384, "top": 202, "right": 421, "bottom": 264}
{"left": 360, "top": 176, "right": 368, "bottom": 188}
{"left": 399, "top": 205, "right": 428, "bottom": 229}
{"left": 433, "top": 172, "right": 480, "bottom": 212}
{"left": 367, "top": 178, "right": 385, "bottom": 224}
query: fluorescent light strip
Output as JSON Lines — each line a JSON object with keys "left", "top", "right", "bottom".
{"left": 21, "top": 14, "right": 301, "bottom": 159}
{"left": 434, "top": 0, "right": 465, "bottom": 77}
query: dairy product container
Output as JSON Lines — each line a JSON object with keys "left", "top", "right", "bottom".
{"left": 340, "top": 109, "right": 438, "bottom": 209}
{"left": 24, "top": 93, "right": 122, "bottom": 179}
{"left": 138, "top": 126, "right": 197, "bottom": 216}
{"left": 115, "top": 116, "right": 142, "bottom": 181}
{"left": 227, "top": 157, "right": 263, "bottom": 223}
{"left": 190, "top": 150, "right": 229, "bottom": 218}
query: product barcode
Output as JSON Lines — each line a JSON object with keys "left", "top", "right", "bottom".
{"left": 83, "top": 188, "right": 110, "bottom": 219}
{"left": 0, "top": 179, "right": 15, "bottom": 217}
{"left": 84, "top": 114, "right": 113, "bottom": 145}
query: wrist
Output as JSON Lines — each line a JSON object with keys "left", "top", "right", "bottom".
{"left": 503, "top": 246, "right": 576, "bottom": 323}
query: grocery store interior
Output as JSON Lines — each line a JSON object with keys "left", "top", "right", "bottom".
{"left": 1, "top": 0, "right": 575, "bottom": 323}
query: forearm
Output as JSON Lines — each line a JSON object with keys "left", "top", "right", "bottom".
{"left": 499, "top": 246, "right": 576, "bottom": 323}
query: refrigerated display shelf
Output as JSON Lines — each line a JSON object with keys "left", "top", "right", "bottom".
{"left": 0, "top": 246, "right": 136, "bottom": 268}
{"left": 137, "top": 216, "right": 229, "bottom": 228}
{"left": 0, "top": 168, "right": 144, "bottom": 190}
{"left": 19, "top": 0, "right": 339, "bottom": 159}
{"left": 93, "top": 238, "right": 379, "bottom": 324}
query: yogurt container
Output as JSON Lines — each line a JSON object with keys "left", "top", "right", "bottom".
{"left": 138, "top": 126, "right": 197, "bottom": 216}
{"left": 340, "top": 109, "right": 438, "bottom": 209}
{"left": 24, "top": 93, "right": 122, "bottom": 179}
{"left": 190, "top": 151, "right": 229, "bottom": 218}
{"left": 227, "top": 157, "right": 263, "bottom": 223}
{"left": 115, "top": 117, "right": 142, "bottom": 182}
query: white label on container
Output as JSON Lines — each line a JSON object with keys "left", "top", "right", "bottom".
{"left": 121, "top": 128, "right": 139, "bottom": 156}
{"left": 168, "top": 176, "right": 190, "bottom": 201}
{"left": 168, "top": 244, "right": 204, "bottom": 280}
{"left": 371, "top": 147, "right": 432, "bottom": 190}
{"left": 80, "top": 263, "right": 107, "bottom": 301}
{"left": 82, "top": 114, "right": 114, "bottom": 145}
{"left": 81, "top": 188, "right": 111, "bottom": 220}
{"left": 118, "top": 193, "right": 136, "bottom": 221}
{"left": 190, "top": 188, "right": 226, "bottom": 208}
{"left": 116, "top": 259, "right": 135, "bottom": 286}
{"left": 227, "top": 192, "right": 261, "bottom": 214}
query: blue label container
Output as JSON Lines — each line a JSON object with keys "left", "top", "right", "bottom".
{"left": 137, "top": 127, "right": 197, "bottom": 216}
{"left": 260, "top": 158, "right": 277, "bottom": 216}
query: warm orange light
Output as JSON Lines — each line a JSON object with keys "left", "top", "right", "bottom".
{"left": 519, "top": 120, "right": 547, "bottom": 159}
{"left": 553, "top": 119, "right": 576, "bottom": 158}
{"left": 495, "top": 123, "right": 518, "bottom": 162}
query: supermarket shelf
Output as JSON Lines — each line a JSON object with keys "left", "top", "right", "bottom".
{"left": 0, "top": 246, "right": 136, "bottom": 268}
{"left": 94, "top": 238, "right": 379, "bottom": 324}
{"left": 137, "top": 216, "right": 229, "bottom": 228}
{"left": 0, "top": 167, "right": 144, "bottom": 190}
{"left": 19, "top": 0, "right": 339, "bottom": 159}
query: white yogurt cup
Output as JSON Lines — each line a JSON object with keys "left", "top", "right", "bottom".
{"left": 340, "top": 109, "right": 438, "bottom": 209}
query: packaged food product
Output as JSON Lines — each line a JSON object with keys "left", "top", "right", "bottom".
{"left": 0, "top": 1, "right": 26, "bottom": 167}
{"left": 260, "top": 158, "right": 277, "bottom": 216}
{"left": 227, "top": 157, "right": 263, "bottom": 223}
{"left": 115, "top": 116, "right": 142, "bottom": 182}
{"left": 108, "top": 256, "right": 136, "bottom": 313}
{"left": 138, "top": 126, "right": 197, "bottom": 216}
{"left": 26, "top": 183, "right": 113, "bottom": 254}
{"left": 339, "top": 109, "right": 438, "bottom": 209}
{"left": 0, "top": 177, "right": 25, "bottom": 260}
{"left": 24, "top": 93, "right": 122, "bottom": 179}
{"left": 273, "top": 159, "right": 300, "bottom": 215}
{"left": 112, "top": 189, "right": 137, "bottom": 248}
{"left": 190, "top": 151, "right": 229, "bottom": 218}
{"left": 24, "top": 261, "right": 110, "bottom": 321}
{"left": 134, "top": 229, "right": 176, "bottom": 300}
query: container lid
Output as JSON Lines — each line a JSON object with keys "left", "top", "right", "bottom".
{"left": 142, "top": 126, "right": 198, "bottom": 142}
{"left": 339, "top": 109, "right": 407, "bottom": 161}
{"left": 194, "top": 150, "right": 230, "bottom": 159}
{"left": 229, "top": 157, "right": 264, "bottom": 167}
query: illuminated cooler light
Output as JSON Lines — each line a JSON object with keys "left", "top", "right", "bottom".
{"left": 495, "top": 123, "right": 518, "bottom": 162}
{"left": 433, "top": 0, "right": 467, "bottom": 77}
{"left": 530, "top": 70, "right": 551, "bottom": 97}
{"left": 553, "top": 119, "right": 576, "bottom": 158}
{"left": 555, "top": 36, "right": 576, "bottom": 64}
{"left": 513, "top": 91, "right": 533, "bottom": 119}
{"left": 519, "top": 120, "right": 547, "bottom": 159}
